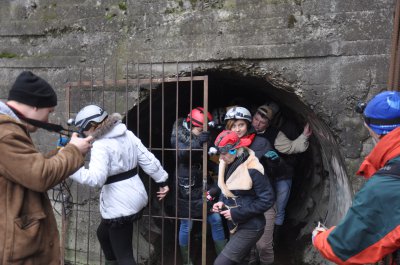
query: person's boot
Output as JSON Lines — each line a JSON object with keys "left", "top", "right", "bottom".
{"left": 214, "top": 239, "right": 227, "bottom": 255}
{"left": 104, "top": 259, "right": 118, "bottom": 265}
{"left": 180, "top": 245, "right": 193, "bottom": 265}
{"left": 247, "top": 246, "right": 260, "bottom": 265}
{"left": 273, "top": 224, "right": 282, "bottom": 247}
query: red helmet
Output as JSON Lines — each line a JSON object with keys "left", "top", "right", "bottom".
{"left": 214, "top": 130, "right": 252, "bottom": 153}
{"left": 186, "top": 107, "right": 213, "bottom": 127}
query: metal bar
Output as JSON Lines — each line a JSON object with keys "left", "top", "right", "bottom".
{"left": 60, "top": 83, "right": 71, "bottom": 265}
{"left": 90, "top": 67, "right": 94, "bottom": 102}
{"left": 394, "top": 25, "right": 400, "bottom": 90}
{"left": 102, "top": 64, "right": 106, "bottom": 109}
{"left": 137, "top": 63, "right": 140, "bottom": 137}
{"left": 174, "top": 61, "right": 179, "bottom": 265}
{"left": 73, "top": 69, "right": 83, "bottom": 264}
{"left": 161, "top": 61, "right": 166, "bottom": 265}
{"left": 149, "top": 62, "right": 153, "bottom": 149}
{"left": 67, "top": 76, "right": 207, "bottom": 88}
{"left": 188, "top": 62, "right": 193, "bottom": 263}
{"left": 100, "top": 64, "right": 106, "bottom": 264}
{"left": 86, "top": 68, "right": 94, "bottom": 264}
{"left": 201, "top": 74, "right": 209, "bottom": 265}
{"left": 388, "top": 0, "right": 400, "bottom": 90}
{"left": 151, "top": 147, "right": 203, "bottom": 151}
{"left": 148, "top": 62, "right": 153, "bottom": 265}
{"left": 142, "top": 215, "right": 203, "bottom": 221}
{"left": 126, "top": 61, "right": 129, "bottom": 127}
{"left": 114, "top": 61, "right": 117, "bottom": 112}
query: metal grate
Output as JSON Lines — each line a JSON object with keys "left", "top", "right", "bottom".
{"left": 56, "top": 62, "right": 212, "bottom": 265}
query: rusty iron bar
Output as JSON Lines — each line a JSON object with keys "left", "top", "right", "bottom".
{"left": 135, "top": 62, "right": 141, "bottom": 263}
{"left": 388, "top": 0, "right": 400, "bottom": 90}
{"left": 201, "top": 72, "right": 209, "bottom": 265}
{"left": 174, "top": 61, "right": 180, "bottom": 265}
{"left": 125, "top": 61, "right": 129, "bottom": 127}
{"left": 188, "top": 61, "right": 194, "bottom": 264}
{"left": 137, "top": 63, "right": 140, "bottom": 137}
{"left": 67, "top": 76, "right": 208, "bottom": 88}
{"left": 86, "top": 67, "right": 95, "bottom": 265}
{"left": 161, "top": 61, "right": 166, "bottom": 265}
{"left": 161, "top": 60, "right": 165, "bottom": 265}
{"left": 148, "top": 62, "right": 154, "bottom": 265}
{"left": 102, "top": 64, "right": 106, "bottom": 110}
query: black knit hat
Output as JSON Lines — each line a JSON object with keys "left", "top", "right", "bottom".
{"left": 8, "top": 71, "right": 57, "bottom": 108}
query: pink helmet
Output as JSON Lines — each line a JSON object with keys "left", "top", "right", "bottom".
{"left": 186, "top": 107, "right": 213, "bottom": 127}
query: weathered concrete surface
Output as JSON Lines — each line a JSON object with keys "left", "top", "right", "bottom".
{"left": 0, "top": 0, "right": 396, "bottom": 264}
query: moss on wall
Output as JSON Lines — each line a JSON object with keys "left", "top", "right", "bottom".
{"left": 0, "top": 52, "right": 18, "bottom": 59}
{"left": 288, "top": 14, "right": 297, "bottom": 28}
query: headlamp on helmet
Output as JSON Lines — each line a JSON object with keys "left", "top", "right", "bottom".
{"left": 74, "top": 105, "right": 108, "bottom": 132}
{"left": 224, "top": 106, "right": 252, "bottom": 122}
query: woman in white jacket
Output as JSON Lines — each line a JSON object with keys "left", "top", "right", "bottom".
{"left": 70, "top": 105, "right": 169, "bottom": 265}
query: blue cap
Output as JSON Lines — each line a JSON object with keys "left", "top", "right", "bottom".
{"left": 364, "top": 91, "right": 400, "bottom": 135}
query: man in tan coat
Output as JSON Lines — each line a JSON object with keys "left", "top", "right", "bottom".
{"left": 0, "top": 71, "right": 92, "bottom": 265}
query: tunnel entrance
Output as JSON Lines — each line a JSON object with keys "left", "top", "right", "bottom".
{"left": 63, "top": 63, "right": 352, "bottom": 265}
{"left": 124, "top": 68, "right": 352, "bottom": 264}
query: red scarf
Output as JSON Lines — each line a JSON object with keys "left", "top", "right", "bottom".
{"left": 241, "top": 133, "right": 256, "bottom": 144}
{"left": 357, "top": 127, "right": 400, "bottom": 178}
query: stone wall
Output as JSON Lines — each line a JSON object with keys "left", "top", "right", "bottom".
{"left": 0, "top": 0, "right": 394, "bottom": 177}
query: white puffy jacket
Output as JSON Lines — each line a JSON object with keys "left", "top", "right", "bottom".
{"left": 70, "top": 119, "right": 168, "bottom": 219}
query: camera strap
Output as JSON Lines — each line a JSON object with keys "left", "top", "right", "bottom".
{"left": 7, "top": 104, "right": 72, "bottom": 136}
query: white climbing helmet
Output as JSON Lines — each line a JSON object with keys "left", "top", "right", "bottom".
{"left": 224, "top": 106, "right": 252, "bottom": 122}
{"left": 74, "top": 105, "right": 108, "bottom": 131}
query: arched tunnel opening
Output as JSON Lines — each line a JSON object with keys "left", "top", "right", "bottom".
{"left": 124, "top": 69, "right": 353, "bottom": 264}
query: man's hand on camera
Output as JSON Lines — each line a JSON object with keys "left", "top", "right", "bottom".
{"left": 68, "top": 133, "right": 93, "bottom": 156}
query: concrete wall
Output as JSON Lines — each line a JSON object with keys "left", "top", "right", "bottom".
{"left": 0, "top": 0, "right": 394, "bottom": 176}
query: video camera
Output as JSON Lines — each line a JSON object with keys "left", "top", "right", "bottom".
{"left": 355, "top": 102, "right": 367, "bottom": 114}
{"left": 56, "top": 118, "right": 85, "bottom": 148}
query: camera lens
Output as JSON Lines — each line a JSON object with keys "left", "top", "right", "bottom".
{"left": 355, "top": 102, "right": 366, "bottom": 114}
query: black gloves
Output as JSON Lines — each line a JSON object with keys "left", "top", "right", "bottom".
{"left": 198, "top": 131, "right": 210, "bottom": 144}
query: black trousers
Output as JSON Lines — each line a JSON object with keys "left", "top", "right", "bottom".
{"left": 97, "top": 218, "right": 137, "bottom": 265}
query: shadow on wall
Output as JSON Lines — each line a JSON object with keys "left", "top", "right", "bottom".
{"left": 124, "top": 70, "right": 352, "bottom": 265}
